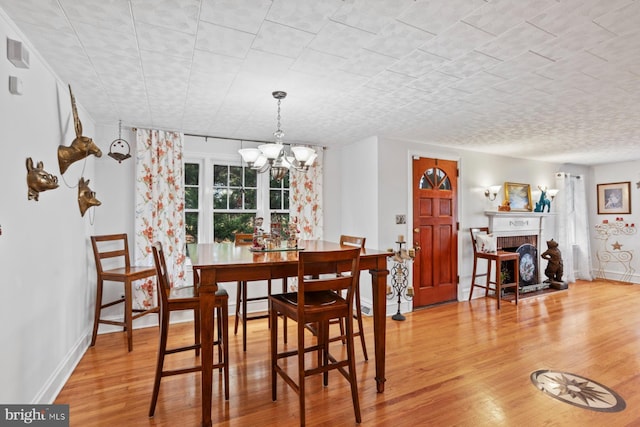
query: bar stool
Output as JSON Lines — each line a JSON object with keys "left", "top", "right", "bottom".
{"left": 90, "top": 234, "right": 159, "bottom": 351}
{"left": 468, "top": 227, "right": 519, "bottom": 309}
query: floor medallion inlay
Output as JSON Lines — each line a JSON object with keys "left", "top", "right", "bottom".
{"left": 531, "top": 370, "right": 626, "bottom": 412}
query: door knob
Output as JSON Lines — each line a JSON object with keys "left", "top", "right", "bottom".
{"left": 414, "top": 228, "right": 419, "bottom": 233}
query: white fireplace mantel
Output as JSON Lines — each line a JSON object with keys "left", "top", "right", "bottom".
{"left": 484, "top": 210, "right": 555, "bottom": 237}
{"left": 485, "top": 210, "right": 556, "bottom": 290}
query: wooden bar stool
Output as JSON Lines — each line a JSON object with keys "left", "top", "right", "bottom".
{"left": 148, "top": 242, "right": 229, "bottom": 417}
{"left": 90, "top": 234, "right": 159, "bottom": 351}
{"left": 269, "top": 248, "right": 362, "bottom": 426}
{"left": 234, "top": 233, "right": 287, "bottom": 351}
{"left": 468, "top": 227, "right": 519, "bottom": 309}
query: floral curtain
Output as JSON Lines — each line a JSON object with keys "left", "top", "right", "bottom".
{"left": 133, "top": 129, "right": 187, "bottom": 309}
{"left": 290, "top": 147, "right": 323, "bottom": 240}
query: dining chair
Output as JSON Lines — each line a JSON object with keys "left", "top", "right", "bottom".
{"left": 269, "top": 247, "right": 362, "bottom": 426}
{"left": 148, "top": 242, "right": 229, "bottom": 417}
{"left": 90, "top": 233, "right": 159, "bottom": 352}
{"left": 332, "top": 235, "right": 368, "bottom": 360}
{"left": 234, "top": 232, "right": 287, "bottom": 351}
{"left": 468, "top": 227, "right": 520, "bottom": 309}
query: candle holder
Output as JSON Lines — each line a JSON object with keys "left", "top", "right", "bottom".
{"left": 387, "top": 240, "right": 415, "bottom": 321}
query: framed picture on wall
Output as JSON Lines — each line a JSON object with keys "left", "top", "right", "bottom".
{"left": 504, "top": 182, "right": 532, "bottom": 211}
{"left": 597, "top": 181, "right": 631, "bottom": 214}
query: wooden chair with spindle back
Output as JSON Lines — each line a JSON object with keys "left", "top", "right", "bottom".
{"left": 90, "top": 234, "right": 159, "bottom": 351}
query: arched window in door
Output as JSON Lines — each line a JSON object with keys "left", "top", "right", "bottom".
{"left": 419, "top": 167, "right": 451, "bottom": 190}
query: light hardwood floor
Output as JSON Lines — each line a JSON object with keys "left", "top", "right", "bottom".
{"left": 56, "top": 280, "right": 640, "bottom": 426}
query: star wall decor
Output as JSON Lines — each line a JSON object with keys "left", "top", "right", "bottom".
{"left": 611, "top": 241, "right": 623, "bottom": 250}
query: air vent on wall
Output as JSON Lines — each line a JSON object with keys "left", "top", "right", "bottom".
{"left": 7, "top": 38, "right": 30, "bottom": 69}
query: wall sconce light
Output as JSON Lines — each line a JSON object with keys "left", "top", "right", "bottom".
{"left": 484, "top": 185, "right": 502, "bottom": 201}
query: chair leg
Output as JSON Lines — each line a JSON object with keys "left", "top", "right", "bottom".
{"left": 149, "top": 309, "right": 169, "bottom": 417}
{"left": 345, "top": 316, "right": 362, "bottom": 423}
{"left": 282, "top": 279, "right": 287, "bottom": 344}
{"left": 469, "top": 256, "right": 478, "bottom": 301}
{"left": 298, "top": 317, "right": 307, "bottom": 427}
{"left": 234, "top": 281, "right": 242, "bottom": 335}
{"left": 195, "top": 308, "right": 201, "bottom": 357}
{"left": 242, "top": 280, "right": 248, "bottom": 352}
{"left": 354, "top": 288, "right": 368, "bottom": 361}
{"left": 220, "top": 301, "right": 229, "bottom": 400}
{"left": 270, "top": 304, "right": 278, "bottom": 402}
{"left": 91, "top": 278, "right": 104, "bottom": 346}
{"left": 496, "top": 260, "right": 502, "bottom": 310}
{"left": 124, "top": 279, "right": 133, "bottom": 352}
{"left": 486, "top": 260, "right": 493, "bottom": 298}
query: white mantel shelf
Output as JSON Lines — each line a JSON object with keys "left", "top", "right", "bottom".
{"left": 484, "top": 210, "right": 556, "bottom": 217}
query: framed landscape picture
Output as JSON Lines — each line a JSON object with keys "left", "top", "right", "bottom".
{"left": 597, "top": 181, "right": 631, "bottom": 214}
{"left": 504, "top": 182, "right": 532, "bottom": 211}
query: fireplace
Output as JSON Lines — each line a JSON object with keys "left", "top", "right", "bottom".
{"left": 498, "top": 235, "right": 538, "bottom": 288}
{"left": 485, "top": 211, "right": 554, "bottom": 292}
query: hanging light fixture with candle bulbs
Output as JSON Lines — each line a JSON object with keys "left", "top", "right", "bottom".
{"left": 238, "top": 91, "right": 317, "bottom": 181}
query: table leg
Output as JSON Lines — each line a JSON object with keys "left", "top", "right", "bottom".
{"left": 198, "top": 268, "right": 216, "bottom": 427}
{"left": 369, "top": 265, "right": 389, "bottom": 393}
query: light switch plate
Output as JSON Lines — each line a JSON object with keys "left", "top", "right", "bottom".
{"left": 9, "top": 76, "right": 23, "bottom": 95}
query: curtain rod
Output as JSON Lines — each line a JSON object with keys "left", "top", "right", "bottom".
{"left": 131, "top": 129, "right": 326, "bottom": 149}
{"left": 184, "top": 133, "right": 326, "bottom": 149}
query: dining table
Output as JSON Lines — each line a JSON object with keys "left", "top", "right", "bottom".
{"left": 190, "top": 239, "right": 390, "bottom": 427}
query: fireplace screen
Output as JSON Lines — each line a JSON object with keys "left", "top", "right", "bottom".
{"left": 497, "top": 235, "right": 539, "bottom": 287}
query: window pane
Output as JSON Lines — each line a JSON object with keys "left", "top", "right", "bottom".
{"left": 185, "top": 212, "right": 198, "bottom": 243}
{"left": 245, "top": 168, "right": 257, "bottom": 187}
{"left": 213, "top": 165, "right": 228, "bottom": 187}
{"left": 229, "top": 189, "right": 242, "bottom": 209}
{"left": 229, "top": 166, "right": 243, "bottom": 187}
{"left": 213, "top": 188, "right": 227, "bottom": 209}
{"left": 185, "top": 163, "right": 199, "bottom": 185}
{"left": 270, "top": 189, "right": 282, "bottom": 210}
{"left": 244, "top": 189, "right": 257, "bottom": 209}
{"left": 185, "top": 187, "right": 199, "bottom": 209}
{"left": 283, "top": 189, "right": 289, "bottom": 210}
{"left": 213, "top": 213, "right": 255, "bottom": 243}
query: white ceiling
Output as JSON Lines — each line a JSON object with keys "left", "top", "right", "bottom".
{"left": 2, "top": 0, "right": 640, "bottom": 165}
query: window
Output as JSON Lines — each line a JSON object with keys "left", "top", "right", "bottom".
{"left": 184, "top": 158, "right": 290, "bottom": 243}
{"left": 213, "top": 164, "right": 258, "bottom": 242}
{"left": 184, "top": 162, "right": 200, "bottom": 244}
{"left": 269, "top": 173, "right": 290, "bottom": 237}
{"left": 419, "top": 167, "right": 451, "bottom": 190}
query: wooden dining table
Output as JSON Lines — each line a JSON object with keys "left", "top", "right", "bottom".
{"left": 191, "top": 240, "right": 390, "bottom": 427}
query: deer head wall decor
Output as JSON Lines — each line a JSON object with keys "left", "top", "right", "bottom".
{"left": 58, "top": 85, "right": 102, "bottom": 174}
{"left": 26, "top": 157, "right": 59, "bottom": 201}
{"left": 78, "top": 177, "right": 101, "bottom": 217}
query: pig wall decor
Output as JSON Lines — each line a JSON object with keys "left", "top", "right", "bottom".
{"left": 78, "top": 177, "right": 101, "bottom": 217}
{"left": 58, "top": 85, "right": 102, "bottom": 174}
{"left": 26, "top": 157, "right": 59, "bottom": 201}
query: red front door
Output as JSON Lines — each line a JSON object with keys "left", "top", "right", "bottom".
{"left": 412, "top": 157, "right": 458, "bottom": 307}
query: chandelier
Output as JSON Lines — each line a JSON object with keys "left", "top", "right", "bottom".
{"left": 238, "top": 91, "right": 317, "bottom": 181}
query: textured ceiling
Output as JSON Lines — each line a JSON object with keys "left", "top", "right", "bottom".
{"left": 2, "top": 0, "right": 639, "bottom": 165}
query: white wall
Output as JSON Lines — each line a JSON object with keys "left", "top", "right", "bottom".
{"left": 0, "top": 11, "right": 97, "bottom": 404}
{"left": 590, "top": 161, "right": 640, "bottom": 283}
{"left": 371, "top": 137, "right": 591, "bottom": 302}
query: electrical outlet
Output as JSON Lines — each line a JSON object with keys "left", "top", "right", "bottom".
{"left": 395, "top": 215, "right": 406, "bottom": 224}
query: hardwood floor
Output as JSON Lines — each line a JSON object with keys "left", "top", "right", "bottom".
{"left": 55, "top": 280, "right": 640, "bottom": 426}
